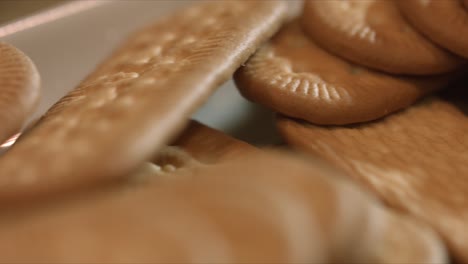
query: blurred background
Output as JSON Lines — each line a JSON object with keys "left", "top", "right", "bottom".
{"left": 0, "top": 0, "right": 64, "bottom": 25}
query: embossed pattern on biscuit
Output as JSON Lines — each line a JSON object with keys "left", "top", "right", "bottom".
{"left": 300, "top": 0, "right": 461, "bottom": 74}
{"left": 0, "top": 151, "right": 446, "bottom": 263}
{"left": 277, "top": 86, "right": 468, "bottom": 262}
{"left": 234, "top": 22, "right": 453, "bottom": 125}
{"left": 0, "top": 42, "right": 40, "bottom": 145}
{"left": 0, "top": 1, "right": 288, "bottom": 202}
{"left": 397, "top": 0, "right": 468, "bottom": 58}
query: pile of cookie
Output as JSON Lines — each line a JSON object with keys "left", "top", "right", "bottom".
{"left": 0, "top": 0, "right": 466, "bottom": 263}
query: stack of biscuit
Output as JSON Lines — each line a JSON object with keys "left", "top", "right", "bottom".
{"left": 236, "top": 0, "right": 468, "bottom": 262}
{"left": 0, "top": 0, "right": 466, "bottom": 263}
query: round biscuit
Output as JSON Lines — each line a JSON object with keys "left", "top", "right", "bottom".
{"left": 397, "top": 0, "right": 468, "bottom": 58}
{"left": 235, "top": 22, "right": 455, "bottom": 125}
{"left": 0, "top": 42, "right": 40, "bottom": 145}
{"left": 301, "top": 0, "right": 462, "bottom": 74}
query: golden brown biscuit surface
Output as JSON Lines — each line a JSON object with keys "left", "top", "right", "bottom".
{"left": 0, "top": 150, "right": 446, "bottom": 263}
{"left": 235, "top": 22, "right": 453, "bottom": 125}
{"left": 0, "top": 1, "right": 288, "bottom": 203}
{"left": 398, "top": 0, "right": 468, "bottom": 58}
{"left": 170, "top": 120, "right": 257, "bottom": 164}
{"left": 300, "top": 0, "right": 461, "bottom": 74}
{"left": 277, "top": 85, "right": 468, "bottom": 262}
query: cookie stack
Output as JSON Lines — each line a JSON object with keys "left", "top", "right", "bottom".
{"left": 235, "top": 0, "right": 468, "bottom": 262}
{"left": 0, "top": 0, "right": 467, "bottom": 263}
{"left": 236, "top": 0, "right": 465, "bottom": 125}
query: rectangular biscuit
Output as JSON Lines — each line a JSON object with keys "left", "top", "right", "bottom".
{"left": 0, "top": 0, "right": 288, "bottom": 202}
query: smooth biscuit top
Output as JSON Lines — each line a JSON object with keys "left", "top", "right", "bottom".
{"left": 397, "top": 0, "right": 468, "bottom": 58}
{"left": 301, "top": 0, "right": 461, "bottom": 74}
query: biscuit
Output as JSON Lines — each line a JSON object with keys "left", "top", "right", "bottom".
{"left": 397, "top": 0, "right": 468, "bottom": 58}
{"left": 300, "top": 0, "right": 461, "bottom": 74}
{"left": 138, "top": 120, "right": 257, "bottom": 183}
{"left": 234, "top": 22, "right": 453, "bottom": 125}
{"left": 0, "top": 151, "right": 446, "bottom": 263}
{"left": 0, "top": 42, "right": 40, "bottom": 145}
{"left": 147, "top": 120, "right": 257, "bottom": 171}
{"left": 277, "top": 85, "right": 468, "bottom": 262}
{"left": 0, "top": 1, "right": 288, "bottom": 202}
{"left": 170, "top": 120, "right": 257, "bottom": 164}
